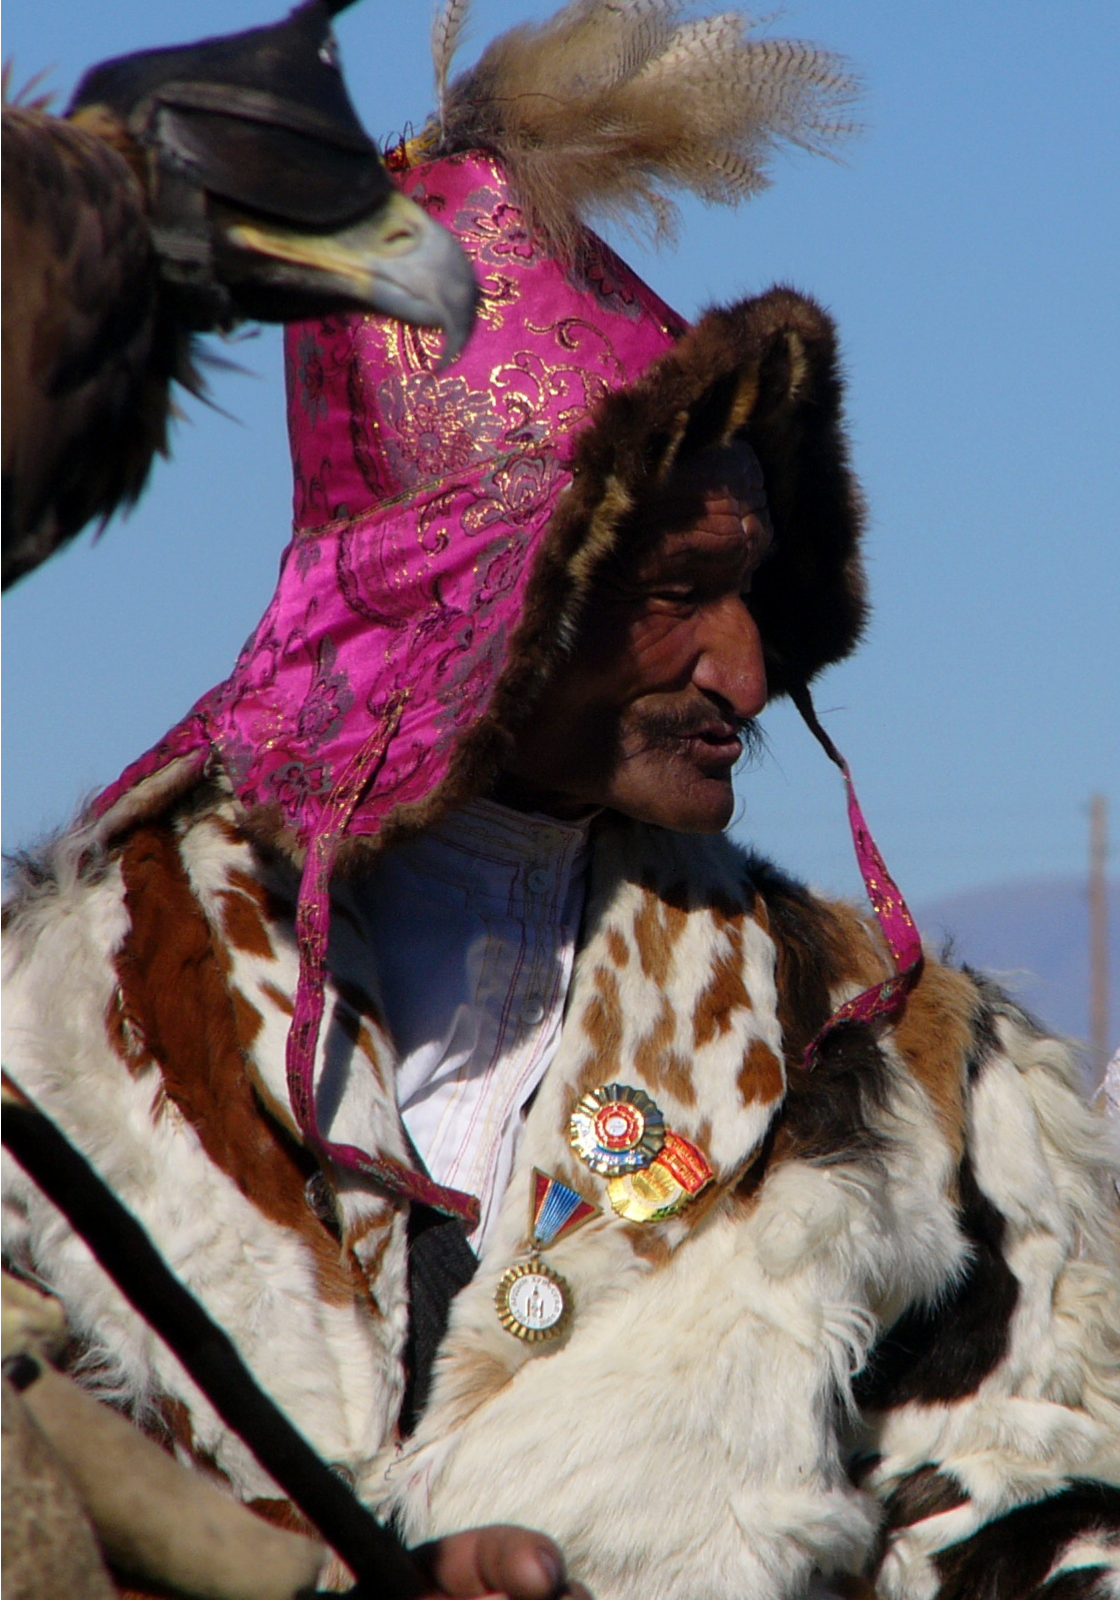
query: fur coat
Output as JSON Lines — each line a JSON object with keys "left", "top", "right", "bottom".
{"left": 3, "top": 778, "right": 1119, "bottom": 1599}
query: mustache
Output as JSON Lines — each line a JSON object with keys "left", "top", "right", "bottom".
{"left": 632, "top": 706, "right": 766, "bottom": 761}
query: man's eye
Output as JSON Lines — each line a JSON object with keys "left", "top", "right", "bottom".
{"left": 648, "top": 586, "right": 697, "bottom": 604}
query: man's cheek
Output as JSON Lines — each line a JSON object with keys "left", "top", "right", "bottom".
{"left": 627, "top": 615, "right": 696, "bottom": 674}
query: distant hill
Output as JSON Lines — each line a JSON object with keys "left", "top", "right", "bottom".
{"left": 916, "top": 876, "right": 1117, "bottom": 1070}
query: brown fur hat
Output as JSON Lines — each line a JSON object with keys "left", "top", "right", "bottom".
{"left": 434, "top": 282, "right": 867, "bottom": 819}
{"left": 561, "top": 284, "right": 867, "bottom": 701}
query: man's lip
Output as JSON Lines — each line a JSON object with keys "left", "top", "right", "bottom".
{"left": 684, "top": 728, "right": 743, "bottom": 767}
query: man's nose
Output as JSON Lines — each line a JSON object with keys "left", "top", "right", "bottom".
{"left": 691, "top": 597, "right": 768, "bottom": 720}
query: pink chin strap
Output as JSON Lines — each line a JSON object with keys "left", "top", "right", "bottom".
{"left": 792, "top": 685, "right": 924, "bottom": 1069}
{"left": 285, "top": 688, "right": 481, "bottom": 1228}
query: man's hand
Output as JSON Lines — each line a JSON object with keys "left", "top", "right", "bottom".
{"left": 415, "top": 1525, "right": 591, "bottom": 1600}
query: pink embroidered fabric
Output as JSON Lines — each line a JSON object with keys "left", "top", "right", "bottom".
{"left": 91, "top": 151, "right": 685, "bottom": 1221}
{"left": 95, "top": 152, "right": 682, "bottom": 847}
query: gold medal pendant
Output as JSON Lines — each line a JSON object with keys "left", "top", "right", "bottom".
{"left": 494, "top": 1172, "right": 598, "bottom": 1343}
{"left": 495, "top": 1257, "right": 572, "bottom": 1343}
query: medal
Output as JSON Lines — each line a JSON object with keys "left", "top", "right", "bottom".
{"left": 569, "top": 1083, "right": 666, "bottom": 1176}
{"left": 606, "top": 1131, "right": 713, "bottom": 1222}
{"left": 495, "top": 1172, "right": 599, "bottom": 1343}
{"left": 656, "top": 1130, "right": 713, "bottom": 1194}
{"left": 570, "top": 1086, "right": 710, "bottom": 1221}
{"left": 495, "top": 1257, "right": 572, "bottom": 1342}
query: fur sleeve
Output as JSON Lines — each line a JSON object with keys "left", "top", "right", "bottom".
{"left": 854, "top": 980, "right": 1120, "bottom": 1598}
{"left": 1, "top": 787, "right": 411, "bottom": 1498}
{"left": 754, "top": 864, "right": 1120, "bottom": 1595}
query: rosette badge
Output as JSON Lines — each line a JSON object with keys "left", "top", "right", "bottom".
{"left": 570, "top": 1084, "right": 665, "bottom": 1176}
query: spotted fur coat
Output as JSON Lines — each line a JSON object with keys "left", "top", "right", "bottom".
{"left": 3, "top": 779, "right": 1119, "bottom": 1599}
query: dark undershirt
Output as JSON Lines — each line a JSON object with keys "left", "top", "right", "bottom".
{"left": 399, "top": 1204, "right": 479, "bottom": 1436}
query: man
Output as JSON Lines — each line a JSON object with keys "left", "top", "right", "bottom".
{"left": 4, "top": 3, "right": 1119, "bottom": 1597}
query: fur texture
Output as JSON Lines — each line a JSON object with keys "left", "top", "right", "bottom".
{"left": 857, "top": 996, "right": 1120, "bottom": 1600}
{"left": 382, "top": 824, "right": 1119, "bottom": 1598}
{"left": 4, "top": 785, "right": 1119, "bottom": 1596}
{"left": 430, "top": 0, "right": 860, "bottom": 256}
{"left": 2, "top": 783, "right": 411, "bottom": 1495}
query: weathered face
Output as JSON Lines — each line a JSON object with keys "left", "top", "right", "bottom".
{"left": 503, "top": 441, "right": 772, "bottom": 831}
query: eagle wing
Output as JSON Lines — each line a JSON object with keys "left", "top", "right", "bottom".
{"left": 2, "top": 0, "right": 478, "bottom": 591}
{"left": 2, "top": 108, "right": 185, "bottom": 586}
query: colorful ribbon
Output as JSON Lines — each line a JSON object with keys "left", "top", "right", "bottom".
{"left": 531, "top": 1170, "right": 598, "bottom": 1248}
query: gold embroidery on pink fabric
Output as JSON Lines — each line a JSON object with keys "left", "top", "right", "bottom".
{"left": 101, "top": 149, "right": 684, "bottom": 853}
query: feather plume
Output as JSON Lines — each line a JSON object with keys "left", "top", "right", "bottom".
{"left": 432, "top": 0, "right": 472, "bottom": 125}
{"left": 431, "top": 0, "right": 860, "bottom": 256}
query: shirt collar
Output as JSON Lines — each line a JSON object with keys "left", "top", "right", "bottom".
{"left": 394, "top": 796, "right": 594, "bottom": 912}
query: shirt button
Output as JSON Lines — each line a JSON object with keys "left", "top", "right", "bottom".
{"left": 527, "top": 868, "right": 552, "bottom": 894}
{"left": 521, "top": 998, "right": 546, "bottom": 1026}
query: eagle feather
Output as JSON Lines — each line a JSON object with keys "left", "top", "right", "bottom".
{"left": 429, "top": 0, "right": 860, "bottom": 254}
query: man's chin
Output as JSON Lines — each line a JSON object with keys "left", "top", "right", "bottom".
{"left": 670, "top": 789, "right": 736, "bottom": 833}
{"left": 607, "top": 765, "right": 736, "bottom": 833}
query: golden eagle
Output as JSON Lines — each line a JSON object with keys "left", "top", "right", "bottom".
{"left": 1, "top": 0, "right": 477, "bottom": 588}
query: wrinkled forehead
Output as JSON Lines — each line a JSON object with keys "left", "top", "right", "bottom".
{"left": 612, "top": 437, "right": 769, "bottom": 566}
{"left": 577, "top": 438, "right": 772, "bottom": 611}
{"left": 635, "top": 438, "right": 768, "bottom": 537}
{"left": 665, "top": 438, "right": 767, "bottom": 505}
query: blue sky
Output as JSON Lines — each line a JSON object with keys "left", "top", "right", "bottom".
{"left": 3, "top": 0, "right": 1118, "bottom": 910}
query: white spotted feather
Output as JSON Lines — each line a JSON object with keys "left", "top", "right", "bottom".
{"left": 429, "top": 0, "right": 860, "bottom": 253}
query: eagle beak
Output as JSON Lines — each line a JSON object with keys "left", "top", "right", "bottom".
{"left": 220, "top": 191, "right": 478, "bottom": 364}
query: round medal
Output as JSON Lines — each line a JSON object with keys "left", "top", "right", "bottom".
{"left": 569, "top": 1084, "right": 665, "bottom": 1176}
{"left": 495, "top": 1258, "right": 572, "bottom": 1343}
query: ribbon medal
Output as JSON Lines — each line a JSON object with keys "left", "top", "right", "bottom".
{"left": 606, "top": 1130, "right": 713, "bottom": 1223}
{"left": 495, "top": 1171, "right": 599, "bottom": 1343}
{"left": 570, "top": 1084, "right": 665, "bottom": 1176}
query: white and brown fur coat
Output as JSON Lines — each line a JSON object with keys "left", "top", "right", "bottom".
{"left": 3, "top": 777, "right": 1119, "bottom": 1598}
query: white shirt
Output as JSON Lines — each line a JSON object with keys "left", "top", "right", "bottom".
{"left": 365, "top": 798, "right": 591, "bottom": 1252}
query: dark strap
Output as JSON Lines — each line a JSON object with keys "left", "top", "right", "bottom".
{"left": 399, "top": 1206, "right": 479, "bottom": 1437}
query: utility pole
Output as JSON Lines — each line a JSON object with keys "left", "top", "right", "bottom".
{"left": 1089, "top": 794, "right": 1108, "bottom": 1078}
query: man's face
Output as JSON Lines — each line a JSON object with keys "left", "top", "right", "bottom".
{"left": 502, "top": 441, "right": 772, "bottom": 832}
